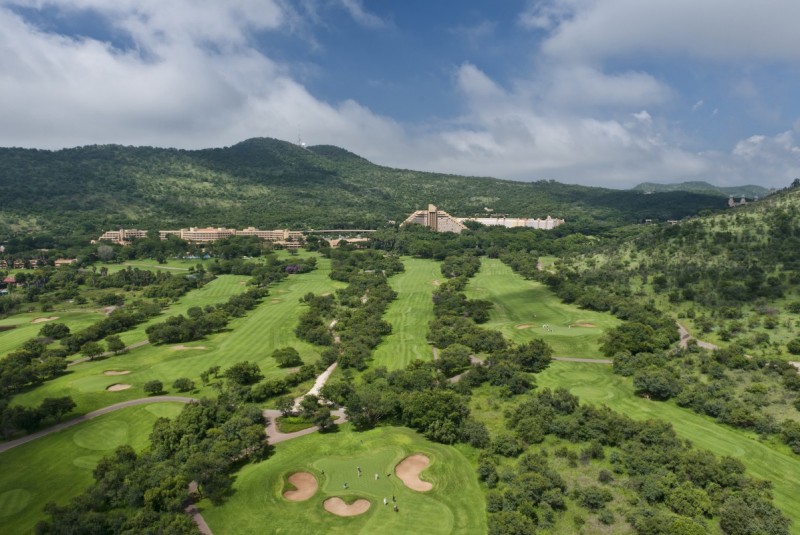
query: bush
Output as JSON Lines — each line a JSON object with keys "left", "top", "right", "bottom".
{"left": 172, "top": 377, "right": 195, "bottom": 392}
{"left": 143, "top": 380, "right": 164, "bottom": 395}
{"left": 787, "top": 338, "right": 800, "bottom": 355}
{"left": 272, "top": 347, "right": 303, "bottom": 368}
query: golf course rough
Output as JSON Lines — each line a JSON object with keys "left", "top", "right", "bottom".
{"left": 200, "top": 426, "right": 486, "bottom": 534}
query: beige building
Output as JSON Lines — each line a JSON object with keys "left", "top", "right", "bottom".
{"left": 402, "top": 204, "right": 564, "bottom": 233}
{"left": 459, "top": 215, "right": 565, "bottom": 230}
{"left": 98, "top": 229, "right": 149, "bottom": 244}
{"left": 104, "top": 227, "right": 303, "bottom": 247}
{"left": 402, "top": 204, "right": 468, "bottom": 233}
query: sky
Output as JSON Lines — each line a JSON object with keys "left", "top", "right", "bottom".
{"left": 1, "top": 1, "right": 799, "bottom": 189}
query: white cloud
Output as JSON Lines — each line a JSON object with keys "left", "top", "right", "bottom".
{"left": 536, "top": 0, "right": 800, "bottom": 62}
{"left": 0, "top": 0, "right": 797, "bottom": 190}
{"left": 338, "top": 0, "right": 385, "bottom": 29}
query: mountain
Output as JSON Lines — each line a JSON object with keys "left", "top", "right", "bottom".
{"left": 631, "top": 180, "right": 772, "bottom": 198}
{"left": 0, "top": 137, "right": 729, "bottom": 242}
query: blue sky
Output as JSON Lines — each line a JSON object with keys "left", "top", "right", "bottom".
{"left": 1, "top": 0, "right": 799, "bottom": 189}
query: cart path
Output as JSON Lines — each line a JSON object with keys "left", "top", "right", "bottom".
{"left": 0, "top": 396, "right": 197, "bottom": 454}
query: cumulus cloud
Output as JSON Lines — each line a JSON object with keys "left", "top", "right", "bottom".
{"left": 535, "top": 0, "right": 800, "bottom": 62}
{"left": 0, "top": 0, "right": 798, "bottom": 189}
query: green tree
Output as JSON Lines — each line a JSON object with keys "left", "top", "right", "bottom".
{"left": 223, "top": 361, "right": 263, "bottom": 386}
{"left": 172, "top": 377, "right": 195, "bottom": 392}
{"left": 143, "top": 380, "right": 164, "bottom": 396}
{"left": 105, "top": 334, "right": 126, "bottom": 354}
{"left": 80, "top": 341, "right": 104, "bottom": 361}
{"left": 271, "top": 347, "right": 303, "bottom": 368}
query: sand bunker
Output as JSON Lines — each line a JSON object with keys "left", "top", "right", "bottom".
{"left": 395, "top": 454, "right": 433, "bottom": 491}
{"left": 106, "top": 384, "right": 131, "bottom": 391}
{"left": 516, "top": 324, "right": 532, "bottom": 330}
{"left": 323, "top": 497, "right": 371, "bottom": 516}
{"left": 431, "top": 280, "right": 441, "bottom": 286}
{"left": 283, "top": 472, "right": 318, "bottom": 502}
{"left": 31, "top": 316, "right": 58, "bottom": 324}
{"left": 270, "top": 298, "right": 283, "bottom": 303}
{"left": 171, "top": 345, "right": 206, "bottom": 351}
{"left": 103, "top": 370, "right": 131, "bottom": 376}
{"left": 571, "top": 323, "right": 596, "bottom": 328}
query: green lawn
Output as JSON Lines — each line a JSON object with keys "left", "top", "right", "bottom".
{"left": 0, "top": 402, "right": 185, "bottom": 534}
{"left": 538, "top": 362, "right": 800, "bottom": 533}
{"left": 372, "top": 258, "right": 439, "bottom": 370}
{"left": 0, "top": 309, "right": 106, "bottom": 356}
{"left": 465, "top": 259, "right": 620, "bottom": 357}
{"left": 201, "top": 425, "right": 486, "bottom": 535}
{"left": 10, "top": 258, "right": 344, "bottom": 415}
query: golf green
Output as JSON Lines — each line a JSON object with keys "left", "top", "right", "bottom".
{"left": 200, "top": 426, "right": 486, "bottom": 534}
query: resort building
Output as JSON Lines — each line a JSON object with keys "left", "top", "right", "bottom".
{"left": 101, "top": 227, "right": 304, "bottom": 247}
{"left": 402, "top": 204, "right": 468, "bottom": 234}
{"left": 459, "top": 215, "right": 565, "bottom": 230}
{"left": 98, "top": 228, "right": 149, "bottom": 245}
{"left": 402, "top": 204, "right": 564, "bottom": 233}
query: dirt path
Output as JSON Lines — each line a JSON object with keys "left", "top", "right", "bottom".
{"left": 292, "top": 362, "right": 339, "bottom": 411}
{"left": 677, "top": 322, "right": 720, "bottom": 350}
{"left": 0, "top": 396, "right": 197, "bottom": 454}
{"left": 68, "top": 340, "right": 151, "bottom": 367}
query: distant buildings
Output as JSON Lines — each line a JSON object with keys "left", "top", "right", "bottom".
{"left": 98, "top": 227, "right": 304, "bottom": 248}
{"left": 402, "top": 205, "right": 468, "bottom": 233}
{"left": 402, "top": 204, "right": 565, "bottom": 234}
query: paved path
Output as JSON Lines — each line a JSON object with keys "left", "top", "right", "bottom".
{"left": 0, "top": 396, "right": 197, "bottom": 454}
{"left": 263, "top": 408, "right": 348, "bottom": 445}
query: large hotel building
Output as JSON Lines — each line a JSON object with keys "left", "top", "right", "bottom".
{"left": 402, "top": 204, "right": 564, "bottom": 234}
{"left": 98, "top": 227, "right": 304, "bottom": 247}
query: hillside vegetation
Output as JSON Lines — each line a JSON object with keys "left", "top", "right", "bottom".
{"left": 0, "top": 137, "right": 729, "bottom": 242}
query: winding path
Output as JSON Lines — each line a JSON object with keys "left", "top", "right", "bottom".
{"left": 0, "top": 396, "right": 197, "bottom": 454}
{"left": 677, "top": 322, "right": 720, "bottom": 351}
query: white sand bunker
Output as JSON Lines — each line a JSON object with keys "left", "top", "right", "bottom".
{"left": 106, "top": 384, "right": 132, "bottom": 391}
{"left": 571, "top": 323, "right": 596, "bottom": 328}
{"left": 323, "top": 497, "right": 371, "bottom": 516}
{"left": 283, "top": 472, "right": 318, "bottom": 502}
{"left": 171, "top": 345, "right": 207, "bottom": 351}
{"left": 103, "top": 370, "right": 131, "bottom": 376}
{"left": 396, "top": 454, "right": 433, "bottom": 491}
{"left": 516, "top": 324, "right": 532, "bottom": 330}
{"left": 31, "top": 316, "right": 58, "bottom": 324}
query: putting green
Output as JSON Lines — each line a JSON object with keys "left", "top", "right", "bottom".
{"left": 201, "top": 426, "right": 486, "bottom": 535}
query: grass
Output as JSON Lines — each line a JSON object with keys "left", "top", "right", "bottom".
{"left": 0, "top": 309, "right": 106, "bottom": 356}
{"left": 372, "top": 258, "right": 439, "bottom": 370}
{"left": 465, "top": 259, "right": 620, "bottom": 357}
{"left": 277, "top": 416, "right": 315, "bottom": 433}
{"left": 537, "top": 361, "right": 800, "bottom": 533}
{"left": 200, "top": 425, "right": 486, "bottom": 535}
{"left": 0, "top": 402, "right": 185, "bottom": 534}
{"left": 10, "top": 257, "right": 345, "bottom": 416}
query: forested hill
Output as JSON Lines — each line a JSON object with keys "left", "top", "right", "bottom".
{"left": 0, "top": 137, "right": 727, "bottom": 241}
{"left": 631, "top": 180, "right": 771, "bottom": 198}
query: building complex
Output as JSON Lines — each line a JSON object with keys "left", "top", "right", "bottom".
{"left": 98, "top": 227, "right": 304, "bottom": 247}
{"left": 402, "top": 204, "right": 564, "bottom": 234}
